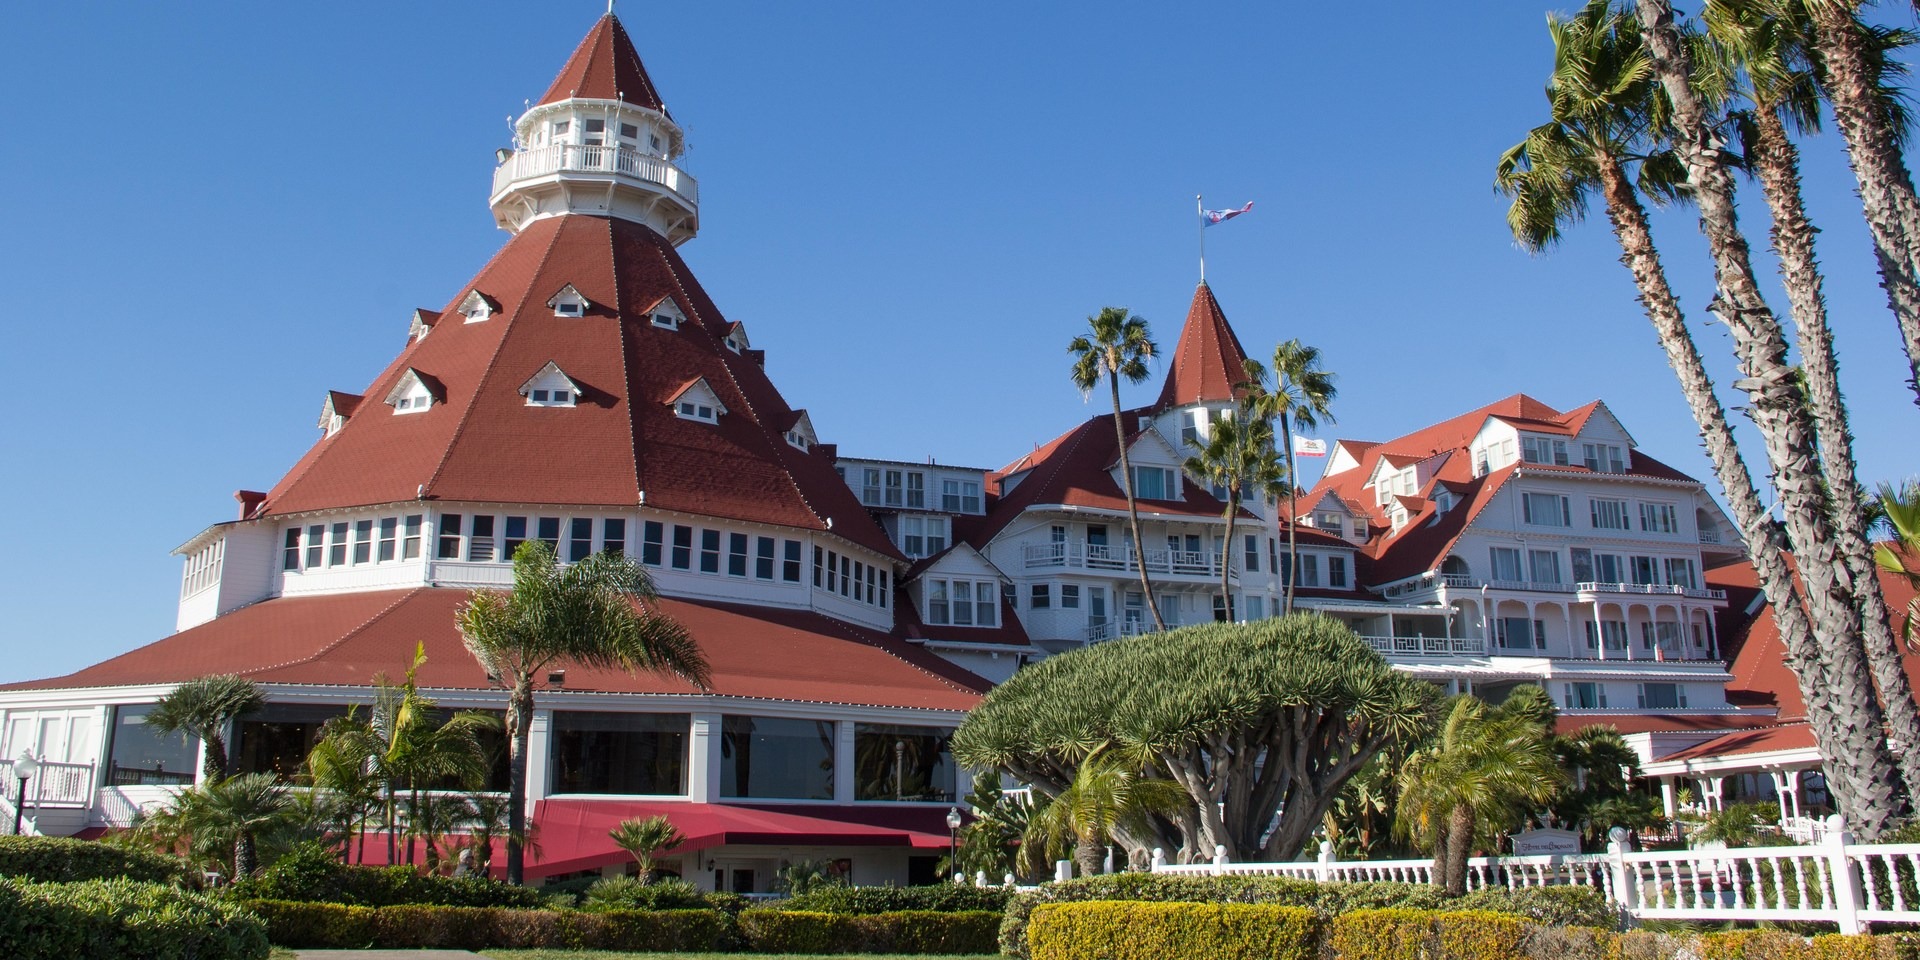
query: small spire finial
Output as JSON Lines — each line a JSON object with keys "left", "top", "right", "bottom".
{"left": 607, "top": 0, "right": 615, "bottom": 14}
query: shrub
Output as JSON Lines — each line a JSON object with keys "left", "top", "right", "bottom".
{"left": 241, "top": 899, "right": 727, "bottom": 951}
{"left": 1432, "top": 909, "right": 1528, "bottom": 960}
{"left": 580, "top": 876, "right": 710, "bottom": 912}
{"left": 1027, "top": 901, "right": 1320, "bottom": 960}
{"left": 0, "top": 835, "right": 191, "bottom": 885}
{"left": 1518, "top": 924, "right": 1617, "bottom": 960}
{"left": 1698, "top": 929, "right": 1816, "bottom": 960}
{"left": 782, "top": 882, "right": 1015, "bottom": 914}
{"left": 229, "top": 842, "right": 544, "bottom": 908}
{"left": 0, "top": 876, "right": 268, "bottom": 960}
{"left": 1810, "top": 934, "right": 1901, "bottom": 960}
{"left": 1453, "top": 885, "right": 1617, "bottom": 929}
{"left": 1615, "top": 929, "right": 1702, "bottom": 960}
{"left": 1326, "top": 907, "right": 1434, "bottom": 960}
{"left": 736, "top": 908, "right": 1001, "bottom": 954}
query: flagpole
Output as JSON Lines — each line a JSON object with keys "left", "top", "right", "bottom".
{"left": 1196, "top": 194, "right": 1205, "bottom": 283}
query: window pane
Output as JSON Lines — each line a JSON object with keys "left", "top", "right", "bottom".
{"left": 720, "top": 715, "right": 834, "bottom": 800}
{"left": 728, "top": 532, "right": 748, "bottom": 577}
{"left": 603, "top": 518, "right": 627, "bottom": 557}
{"left": 106, "top": 705, "right": 200, "bottom": 786}
{"left": 569, "top": 518, "right": 593, "bottom": 562}
{"left": 378, "top": 517, "right": 398, "bottom": 562}
{"left": 550, "top": 712, "right": 690, "bottom": 795}
{"left": 853, "top": 724, "right": 955, "bottom": 802}
{"left": 755, "top": 536, "right": 776, "bottom": 580}
{"left": 700, "top": 529, "right": 721, "bottom": 573}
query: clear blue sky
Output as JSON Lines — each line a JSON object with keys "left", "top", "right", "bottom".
{"left": 0, "top": 2, "right": 1913, "bottom": 683}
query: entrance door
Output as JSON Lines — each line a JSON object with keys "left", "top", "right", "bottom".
{"left": 712, "top": 861, "right": 759, "bottom": 893}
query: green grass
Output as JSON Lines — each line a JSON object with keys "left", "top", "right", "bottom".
{"left": 484, "top": 953, "right": 1001, "bottom": 960}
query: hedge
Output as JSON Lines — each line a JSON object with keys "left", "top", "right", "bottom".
{"left": 0, "top": 835, "right": 191, "bottom": 885}
{"left": 1027, "top": 901, "right": 1321, "bottom": 960}
{"left": 0, "top": 877, "right": 268, "bottom": 960}
{"left": 736, "top": 908, "right": 1002, "bottom": 955}
{"left": 242, "top": 899, "right": 728, "bottom": 951}
{"left": 229, "top": 842, "right": 545, "bottom": 908}
{"left": 780, "top": 882, "right": 1015, "bottom": 915}
{"left": 997, "top": 872, "right": 1613, "bottom": 958}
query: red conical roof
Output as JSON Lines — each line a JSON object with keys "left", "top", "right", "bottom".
{"left": 255, "top": 215, "right": 896, "bottom": 560}
{"left": 1156, "top": 281, "right": 1250, "bottom": 409}
{"left": 537, "top": 15, "right": 669, "bottom": 115}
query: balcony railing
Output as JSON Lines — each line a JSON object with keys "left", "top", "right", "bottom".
{"left": 1359, "top": 635, "right": 1487, "bottom": 657}
{"left": 0, "top": 759, "right": 96, "bottom": 808}
{"left": 1026, "top": 542, "right": 1237, "bottom": 579}
{"left": 1576, "top": 581, "right": 1727, "bottom": 601}
{"left": 1380, "top": 573, "right": 1479, "bottom": 598}
{"left": 1698, "top": 530, "right": 1722, "bottom": 544}
{"left": 492, "top": 142, "right": 699, "bottom": 206}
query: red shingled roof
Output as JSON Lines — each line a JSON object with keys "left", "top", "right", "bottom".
{"left": 1659, "top": 722, "right": 1818, "bottom": 763}
{"left": 251, "top": 215, "right": 897, "bottom": 560}
{"left": 537, "top": 15, "right": 669, "bottom": 115}
{"left": 0, "top": 588, "right": 986, "bottom": 710}
{"left": 1156, "top": 282, "right": 1250, "bottom": 411}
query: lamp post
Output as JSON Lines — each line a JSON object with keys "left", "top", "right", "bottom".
{"left": 12, "top": 753, "right": 40, "bottom": 836}
{"left": 946, "top": 806, "right": 963, "bottom": 883}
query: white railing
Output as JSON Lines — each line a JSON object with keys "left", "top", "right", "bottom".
{"left": 1577, "top": 581, "right": 1728, "bottom": 601}
{"left": 1358, "top": 635, "right": 1487, "bottom": 657}
{"left": 1025, "top": 542, "right": 1237, "bottom": 578}
{"left": 1152, "top": 828, "right": 1920, "bottom": 934}
{"left": 491, "top": 142, "right": 699, "bottom": 206}
{"left": 1699, "top": 530, "right": 1722, "bottom": 544}
{"left": 0, "top": 759, "right": 96, "bottom": 809}
{"left": 1381, "top": 573, "right": 1482, "bottom": 598}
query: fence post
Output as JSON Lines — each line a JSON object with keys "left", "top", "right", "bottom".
{"left": 1213, "top": 844, "right": 1228, "bottom": 871}
{"left": 1607, "top": 828, "right": 1637, "bottom": 913}
{"left": 975, "top": 870, "right": 987, "bottom": 888}
{"left": 1150, "top": 848, "right": 1165, "bottom": 872}
{"left": 1824, "top": 820, "right": 1864, "bottom": 936}
{"left": 1004, "top": 873, "right": 1015, "bottom": 888}
{"left": 1055, "top": 860, "right": 1073, "bottom": 883}
{"left": 1316, "top": 840, "right": 1335, "bottom": 883}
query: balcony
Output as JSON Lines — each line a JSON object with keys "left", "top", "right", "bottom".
{"left": 1359, "top": 635, "right": 1487, "bottom": 658}
{"left": 1698, "top": 529, "right": 1721, "bottom": 544}
{"left": 0, "top": 759, "right": 96, "bottom": 809}
{"left": 491, "top": 142, "right": 699, "bottom": 207}
{"left": 1379, "top": 573, "right": 1478, "bottom": 599}
{"left": 1576, "top": 581, "right": 1727, "bottom": 601}
{"left": 1025, "top": 542, "right": 1237, "bottom": 580}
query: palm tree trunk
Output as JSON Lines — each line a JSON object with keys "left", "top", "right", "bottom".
{"left": 235, "top": 830, "right": 258, "bottom": 881}
{"left": 1281, "top": 411, "right": 1299, "bottom": 615}
{"left": 1750, "top": 105, "right": 1920, "bottom": 798}
{"left": 203, "top": 732, "right": 229, "bottom": 782}
{"left": 506, "top": 678, "right": 533, "bottom": 884}
{"left": 1220, "top": 484, "right": 1237, "bottom": 621}
{"left": 1593, "top": 149, "right": 1904, "bottom": 837}
{"left": 1442, "top": 805, "right": 1474, "bottom": 897}
{"left": 1430, "top": 816, "right": 1452, "bottom": 890}
{"left": 1076, "top": 834, "right": 1104, "bottom": 878}
{"left": 1805, "top": 0, "right": 1920, "bottom": 408}
{"left": 1109, "top": 373, "right": 1165, "bottom": 630}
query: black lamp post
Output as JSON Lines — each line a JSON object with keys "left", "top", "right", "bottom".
{"left": 946, "top": 806, "right": 963, "bottom": 882}
{"left": 12, "top": 753, "right": 40, "bottom": 836}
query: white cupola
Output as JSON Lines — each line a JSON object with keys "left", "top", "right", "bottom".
{"left": 488, "top": 15, "right": 699, "bottom": 244}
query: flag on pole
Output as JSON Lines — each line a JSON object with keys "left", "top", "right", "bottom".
{"left": 1293, "top": 437, "right": 1327, "bottom": 458}
{"left": 1202, "top": 201, "right": 1254, "bottom": 227}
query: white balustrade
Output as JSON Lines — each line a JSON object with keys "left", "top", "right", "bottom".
{"left": 0, "top": 759, "right": 96, "bottom": 808}
{"left": 492, "top": 142, "right": 699, "bottom": 205}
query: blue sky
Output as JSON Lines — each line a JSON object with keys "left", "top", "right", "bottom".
{"left": 0, "top": 2, "right": 1913, "bottom": 683}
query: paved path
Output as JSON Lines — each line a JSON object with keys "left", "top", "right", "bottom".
{"left": 295, "top": 952, "right": 483, "bottom": 959}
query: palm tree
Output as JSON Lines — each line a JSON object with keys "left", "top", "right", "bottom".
{"left": 1025, "top": 745, "right": 1188, "bottom": 879}
{"left": 1874, "top": 480, "right": 1920, "bottom": 643}
{"left": 1552, "top": 725, "right": 1661, "bottom": 845}
{"left": 454, "top": 791, "right": 520, "bottom": 877}
{"left": 166, "top": 773, "right": 304, "bottom": 880}
{"left": 1069, "top": 307, "right": 1166, "bottom": 631}
{"left": 459, "top": 540, "right": 708, "bottom": 884}
{"left": 1245, "top": 344, "right": 1337, "bottom": 614}
{"left": 1396, "top": 695, "right": 1563, "bottom": 896}
{"left": 306, "top": 720, "right": 382, "bottom": 863}
{"left": 1704, "top": 0, "right": 1920, "bottom": 799}
{"left": 144, "top": 674, "right": 266, "bottom": 781}
{"left": 1496, "top": 0, "right": 1904, "bottom": 838}
{"left": 608, "top": 815, "right": 684, "bottom": 884}
{"left": 1183, "top": 409, "right": 1284, "bottom": 619}
{"left": 1799, "top": 0, "right": 1920, "bottom": 408}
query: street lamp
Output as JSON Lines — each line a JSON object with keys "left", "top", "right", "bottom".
{"left": 946, "top": 806, "right": 963, "bottom": 883}
{"left": 12, "top": 752, "right": 40, "bottom": 836}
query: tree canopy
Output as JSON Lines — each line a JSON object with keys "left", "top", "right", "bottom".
{"left": 951, "top": 614, "right": 1437, "bottom": 862}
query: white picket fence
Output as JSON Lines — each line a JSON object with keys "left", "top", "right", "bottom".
{"left": 1149, "top": 831, "right": 1920, "bottom": 934}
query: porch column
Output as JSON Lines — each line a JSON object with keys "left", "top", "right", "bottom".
{"left": 1784, "top": 769, "right": 1803, "bottom": 820}
{"left": 524, "top": 709, "right": 553, "bottom": 806}
{"left": 834, "top": 720, "right": 856, "bottom": 803}
{"left": 688, "top": 712, "right": 722, "bottom": 803}
{"left": 1769, "top": 770, "right": 1791, "bottom": 828}
{"left": 1660, "top": 777, "right": 1677, "bottom": 819}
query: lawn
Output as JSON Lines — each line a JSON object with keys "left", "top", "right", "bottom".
{"left": 485, "top": 953, "right": 1000, "bottom": 960}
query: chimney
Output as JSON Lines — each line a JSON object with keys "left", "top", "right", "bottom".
{"left": 234, "top": 490, "right": 267, "bottom": 520}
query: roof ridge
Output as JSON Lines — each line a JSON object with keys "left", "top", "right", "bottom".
{"left": 242, "top": 588, "right": 426, "bottom": 677}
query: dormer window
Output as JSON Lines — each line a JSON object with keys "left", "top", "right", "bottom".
{"left": 317, "top": 391, "right": 362, "bottom": 437}
{"left": 649, "top": 297, "right": 686, "bottom": 331}
{"left": 385, "top": 368, "right": 441, "bottom": 414}
{"left": 519, "top": 361, "right": 581, "bottom": 408}
{"left": 457, "top": 290, "right": 497, "bottom": 323}
{"left": 724, "top": 322, "right": 750, "bottom": 354}
{"left": 407, "top": 309, "right": 440, "bottom": 343}
{"left": 783, "top": 410, "right": 817, "bottom": 452}
{"left": 547, "top": 284, "right": 590, "bottom": 318}
{"left": 667, "top": 377, "right": 728, "bottom": 424}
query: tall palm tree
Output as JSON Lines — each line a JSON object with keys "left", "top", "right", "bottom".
{"left": 1497, "top": 0, "right": 1904, "bottom": 836}
{"left": 144, "top": 674, "right": 266, "bottom": 781}
{"left": 1396, "top": 695, "right": 1563, "bottom": 896}
{"left": 306, "top": 720, "right": 382, "bottom": 863}
{"left": 608, "top": 815, "right": 684, "bottom": 884}
{"left": 1246, "top": 344, "right": 1337, "bottom": 614}
{"left": 1183, "top": 410, "right": 1284, "bottom": 618}
{"left": 1025, "top": 746, "right": 1188, "bottom": 879}
{"left": 1799, "top": 0, "right": 1920, "bottom": 408}
{"left": 1703, "top": 0, "right": 1920, "bottom": 798}
{"left": 1069, "top": 307, "right": 1167, "bottom": 631}
{"left": 458, "top": 540, "right": 708, "bottom": 884}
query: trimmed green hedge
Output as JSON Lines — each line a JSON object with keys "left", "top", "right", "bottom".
{"left": 0, "top": 877, "right": 268, "bottom": 959}
{"left": 736, "top": 908, "right": 1002, "bottom": 955}
{"left": 997, "top": 872, "right": 1613, "bottom": 958}
{"left": 780, "top": 882, "right": 1014, "bottom": 915}
{"left": 229, "top": 842, "right": 544, "bottom": 908}
{"left": 243, "top": 899, "right": 728, "bottom": 951}
{"left": 0, "top": 835, "right": 191, "bottom": 885}
{"left": 1028, "top": 901, "right": 1321, "bottom": 960}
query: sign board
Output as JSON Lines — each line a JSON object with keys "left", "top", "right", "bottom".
{"left": 1510, "top": 827, "right": 1581, "bottom": 856}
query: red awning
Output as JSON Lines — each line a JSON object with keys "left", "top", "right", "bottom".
{"left": 526, "top": 799, "right": 954, "bottom": 878}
